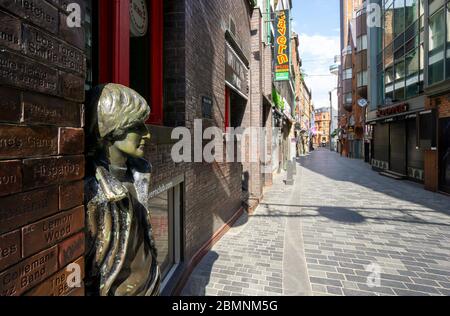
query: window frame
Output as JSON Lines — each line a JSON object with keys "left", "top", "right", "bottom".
{"left": 98, "top": 0, "right": 164, "bottom": 125}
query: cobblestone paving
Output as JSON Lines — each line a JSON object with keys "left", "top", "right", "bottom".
{"left": 183, "top": 149, "right": 450, "bottom": 296}
{"left": 182, "top": 173, "right": 293, "bottom": 296}
{"left": 299, "top": 149, "right": 450, "bottom": 296}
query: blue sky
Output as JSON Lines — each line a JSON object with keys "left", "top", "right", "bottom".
{"left": 291, "top": 0, "right": 341, "bottom": 110}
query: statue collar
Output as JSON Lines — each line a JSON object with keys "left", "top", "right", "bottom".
{"left": 94, "top": 158, "right": 152, "bottom": 204}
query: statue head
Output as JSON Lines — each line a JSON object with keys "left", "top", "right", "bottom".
{"left": 88, "top": 84, "right": 151, "bottom": 161}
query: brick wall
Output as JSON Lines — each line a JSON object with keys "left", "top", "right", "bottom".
{"left": 436, "top": 93, "right": 450, "bottom": 119}
{"left": 0, "top": 0, "right": 85, "bottom": 296}
{"left": 183, "top": 0, "right": 251, "bottom": 258}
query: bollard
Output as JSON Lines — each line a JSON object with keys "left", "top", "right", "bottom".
{"left": 286, "top": 160, "right": 294, "bottom": 185}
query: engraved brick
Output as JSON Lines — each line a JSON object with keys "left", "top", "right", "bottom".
{"left": 59, "top": 180, "right": 84, "bottom": 211}
{"left": 25, "top": 256, "right": 85, "bottom": 297}
{"left": 0, "top": 50, "right": 58, "bottom": 95}
{"left": 23, "top": 24, "right": 85, "bottom": 75}
{"left": 58, "top": 40, "right": 85, "bottom": 75}
{"left": 59, "top": 128, "right": 84, "bottom": 155}
{"left": 0, "top": 10, "right": 21, "bottom": 51}
{"left": 0, "top": 230, "right": 21, "bottom": 272}
{"left": 23, "top": 24, "right": 59, "bottom": 65}
{"left": 59, "top": 12, "right": 85, "bottom": 50}
{"left": 60, "top": 71, "right": 85, "bottom": 102}
{"left": 0, "top": 186, "right": 59, "bottom": 235}
{"left": 0, "top": 160, "right": 22, "bottom": 197}
{"left": 21, "top": 206, "right": 85, "bottom": 258}
{"left": 23, "top": 92, "right": 81, "bottom": 127}
{"left": 0, "top": 125, "right": 58, "bottom": 159}
{"left": 22, "top": 155, "right": 85, "bottom": 190}
{"left": 0, "top": 0, "right": 58, "bottom": 34}
{"left": 58, "top": 232, "right": 85, "bottom": 268}
{"left": 0, "top": 87, "right": 21, "bottom": 123}
{"left": 0, "top": 246, "right": 58, "bottom": 296}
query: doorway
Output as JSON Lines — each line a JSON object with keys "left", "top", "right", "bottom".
{"left": 439, "top": 118, "right": 450, "bottom": 193}
{"left": 390, "top": 121, "right": 407, "bottom": 175}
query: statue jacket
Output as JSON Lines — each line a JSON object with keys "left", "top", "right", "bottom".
{"left": 85, "top": 158, "right": 160, "bottom": 296}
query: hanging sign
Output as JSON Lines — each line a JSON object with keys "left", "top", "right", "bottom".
{"left": 130, "top": 0, "right": 149, "bottom": 37}
{"left": 274, "top": 10, "right": 290, "bottom": 81}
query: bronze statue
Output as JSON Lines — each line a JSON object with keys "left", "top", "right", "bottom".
{"left": 85, "top": 83, "right": 160, "bottom": 296}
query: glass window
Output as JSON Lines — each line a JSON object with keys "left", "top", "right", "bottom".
{"left": 394, "top": 0, "right": 406, "bottom": 37}
{"left": 428, "top": 8, "right": 445, "bottom": 84}
{"left": 130, "top": 0, "right": 151, "bottom": 102}
{"left": 149, "top": 191, "right": 171, "bottom": 278}
{"left": 357, "top": 35, "right": 368, "bottom": 51}
{"left": 405, "top": 0, "right": 418, "bottom": 27}
{"left": 429, "top": 0, "right": 445, "bottom": 15}
{"left": 343, "top": 68, "right": 353, "bottom": 80}
{"left": 149, "top": 185, "right": 183, "bottom": 283}
{"left": 344, "top": 93, "right": 352, "bottom": 104}
{"left": 385, "top": 66, "right": 395, "bottom": 101}
{"left": 395, "top": 60, "right": 406, "bottom": 100}
{"left": 357, "top": 71, "right": 368, "bottom": 87}
{"left": 384, "top": 3, "right": 394, "bottom": 47}
{"left": 406, "top": 48, "right": 419, "bottom": 97}
{"left": 385, "top": 43, "right": 394, "bottom": 66}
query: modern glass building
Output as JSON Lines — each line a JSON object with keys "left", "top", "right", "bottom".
{"left": 367, "top": 0, "right": 450, "bottom": 192}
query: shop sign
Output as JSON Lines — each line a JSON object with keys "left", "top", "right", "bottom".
{"left": 225, "top": 44, "right": 249, "bottom": 97}
{"left": 130, "top": 0, "right": 148, "bottom": 37}
{"left": 377, "top": 103, "right": 409, "bottom": 118}
{"left": 274, "top": 10, "right": 290, "bottom": 81}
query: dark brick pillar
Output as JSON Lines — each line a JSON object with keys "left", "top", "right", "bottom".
{"left": 0, "top": 0, "right": 86, "bottom": 296}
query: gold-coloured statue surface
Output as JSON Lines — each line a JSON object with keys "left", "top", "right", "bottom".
{"left": 85, "top": 83, "right": 160, "bottom": 296}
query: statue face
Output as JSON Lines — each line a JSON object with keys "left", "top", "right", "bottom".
{"left": 113, "top": 124, "right": 151, "bottom": 158}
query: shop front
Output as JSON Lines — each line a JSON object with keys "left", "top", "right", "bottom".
{"left": 439, "top": 117, "right": 450, "bottom": 193}
{"left": 370, "top": 100, "right": 426, "bottom": 183}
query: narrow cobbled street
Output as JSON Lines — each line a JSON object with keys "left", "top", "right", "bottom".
{"left": 183, "top": 149, "right": 450, "bottom": 296}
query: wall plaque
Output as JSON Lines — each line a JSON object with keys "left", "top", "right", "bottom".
{"left": 58, "top": 232, "right": 84, "bottom": 268}
{"left": 24, "top": 256, "right": 85, "bottom": 296}
{"left": 21, "top": 206, "right": 85, "bottom": 258}
{"left": 0, "top": 50, "right": 58, "bottom": 95}
{"left": 0, "top": 160, "right": 22, "bottom": 197}
{"left": 0, "top": 186, "right": 59, "bottom": 235}
{"left": 22, "top": 155, "right": 85, "bottom": 190}
{"left": 0, "top": 125, "right": 58, "bottom": 159}
{"left": 23, "top": 24, "right": 59, "bottom": 65}
{"left": 0, "top": 246, "right": 58, "bottom": 296}
{"left": 0, "top": 87, "right": 21, "bottom": 123}
{"left": 0, "top": 230, "right": 21, "bottom": 272}
{"left": 23, "top": 24, "right": 85, "bottom": 76}
{"left": 0, "top": 10, "right": 21, "bottom": 51}
{"left": 23, "top": 92, "right": 81, "bottom": 127}
{"left": 0, "top": 0, "right": 58, "bottom": 34}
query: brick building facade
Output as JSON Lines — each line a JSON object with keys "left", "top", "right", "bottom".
{"left": 0, "top": 0, "right": 300, "bottom": 297}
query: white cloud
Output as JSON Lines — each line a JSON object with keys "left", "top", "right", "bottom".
{"left": 298, "top": 33, "right": 340, "bottom": 109}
